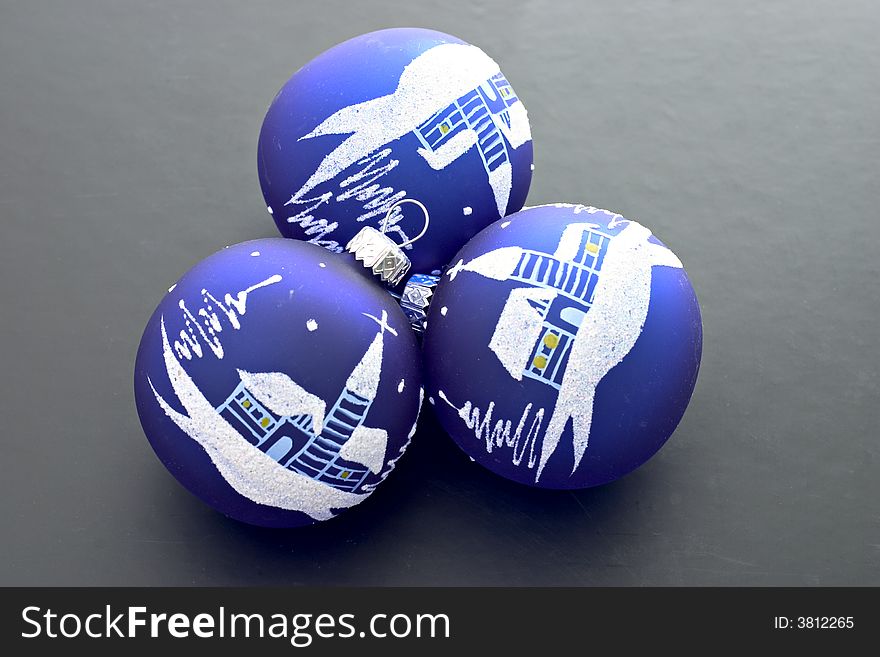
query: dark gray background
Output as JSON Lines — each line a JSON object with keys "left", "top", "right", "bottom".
{"left": 1, "top": 0, "right": 877, "bottom": 586}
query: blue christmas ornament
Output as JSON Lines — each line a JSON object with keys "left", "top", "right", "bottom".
{"left": 257, "top": 27, "right": 533, "bottom": 274}
{"left": 134, "top": 239, "right": 423, "bottom": 527}
{"left": 423, "top": 204, "right": 702, "bottom": 489}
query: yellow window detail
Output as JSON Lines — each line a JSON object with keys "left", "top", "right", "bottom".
{"left": 586, "top": 242, "right": 600, "bottom": 254}
{"left": 543, "top": 333, "right": 560, "bottom": 348}
{"left": 242, "top": 400, "right": 251, "bottom": 408}
{"left": 533, "top": 355, "right": 548, "bottom": 369}
{"left": 260, "top": 417, "right": 270, "bottom": 428}
{"left": 341, "top": 471, "right": 351, "bottom": 479}
{"left": 440, "top": 123, "right": 450, "bottom": 135}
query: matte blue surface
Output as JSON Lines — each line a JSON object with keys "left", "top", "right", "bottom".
{"left": 258, "top": 27, "right": 533, "bottom": 274}
{"left": 6, "top": 0, "right": 877, "bottom": 587}
{"left": 424, "top": 205, "right": 702, "bottom": 489}
{"left": 134, "top": 239, "right": 422, "bottom": 527}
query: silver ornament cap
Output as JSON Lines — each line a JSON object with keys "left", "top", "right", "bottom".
{"left": 345, "top": 198, "right": 430, "bottom": 288}
{"left": 400, "top": 274, "right": 440, "bottom": 335}
{"left": 346, "top": 227, "right": 412, "bottom": 287}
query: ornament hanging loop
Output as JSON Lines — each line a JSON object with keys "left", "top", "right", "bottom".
{"left": 379, "top": 198, "right": 430, "bottom": 249}
{"left": 346, "top": 199, "right": 430, "bottom": 286}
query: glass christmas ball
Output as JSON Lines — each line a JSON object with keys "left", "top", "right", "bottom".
{"left": 257, "top": 27, "right": 533, "bottom": 274}
{"left": 134, "top": 239, "right": 423, "bottom": 527}
{"left": 423, "top": 204, "right": 702, "bottom": 489}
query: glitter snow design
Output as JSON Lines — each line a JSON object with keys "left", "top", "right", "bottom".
{"left": 281, "top": 43, "right": 531, "bottom": 250}
{"left": 149, "top": 307, "right": 405, "bottom": 520}
{"left": 172, "top": 275, "right": 282, "bottom": 361}
{"left": 442, "top": 208, "right": 683, "bottom": 481}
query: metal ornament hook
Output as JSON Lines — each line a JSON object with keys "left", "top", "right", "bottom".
{"left": 379, "top": 198, "right": 430, "bottom": 249}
